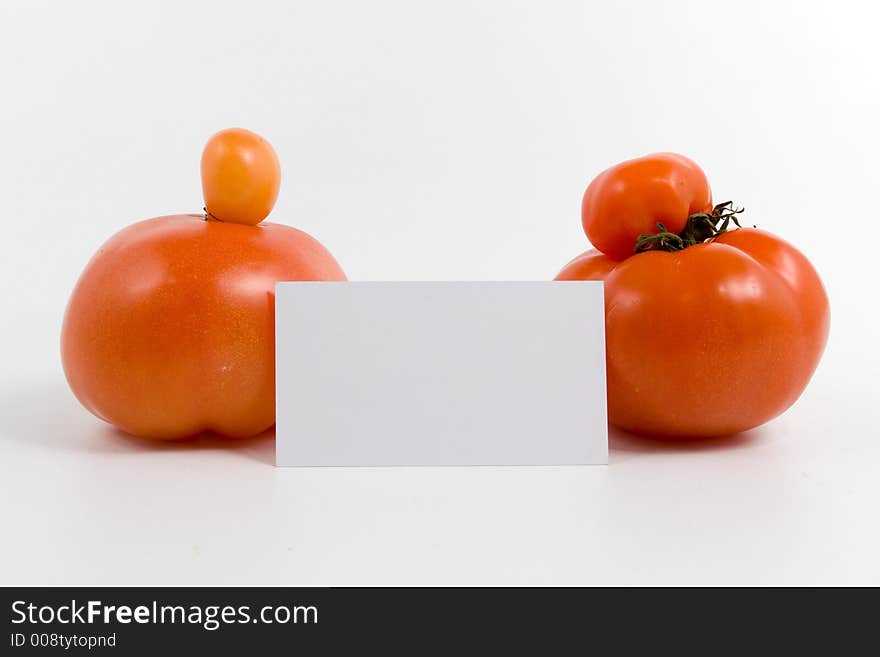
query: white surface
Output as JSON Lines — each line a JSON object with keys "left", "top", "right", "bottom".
{"left": 1, "top": 0, "right": 879, "bottom": 585}
{"left": 276, "top": 282, "right": 607, "bottom": 466}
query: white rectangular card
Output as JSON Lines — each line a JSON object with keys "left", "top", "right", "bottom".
{"left": 275, "top": 282, "right": 607, "bottom": 467}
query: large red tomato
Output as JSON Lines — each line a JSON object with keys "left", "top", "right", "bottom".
{"left": 557, "top": 229, "right": 829, "bottom": 437}
{"left": 62, "top": 215, "right": 345, "bottom": 439}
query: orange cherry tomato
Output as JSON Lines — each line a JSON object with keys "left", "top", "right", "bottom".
{"left": 201, "top": 128, "right": 281, "bottom": 225}
{"left": 557, "top": 229, "right": 829, "bottom": 437}
{"left": 62, "top": 215, "right": 345, "bottom": 439}
{"left": 582, "top": 153, "right": 713, "bottom": 260}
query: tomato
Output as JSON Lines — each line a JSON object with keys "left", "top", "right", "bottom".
{"left": 582, "top": 153, "right": 713, "bottom": 260}
{"left": 555, "top": 249, "right": 617, "bottom": 282}
{"left": 201, "top": 128, "right": 281, "bottom": 225}
{"left": 61, "top": 215, "right": 345, "bottom": 439}
{"left": 557, "top": 229, "right": 829, "bottom": 437}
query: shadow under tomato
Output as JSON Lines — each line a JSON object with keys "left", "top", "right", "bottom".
{"left": 609, "top": 423, "right": 768, "bottom": 454}
{"left": 106, "top": 426, "right": 276, "bottom": 465}
{"left": 0, "top": 379, "right": 276, "bottom": 465}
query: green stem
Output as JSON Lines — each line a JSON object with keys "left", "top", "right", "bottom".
{"left": 634, "top": 201, "right": 746, "bottom": 254}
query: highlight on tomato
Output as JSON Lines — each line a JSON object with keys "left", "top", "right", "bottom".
{"left": 559, "top": 153, "right": 829, "bottom": 438}
{"left": 61, "top": 128, "right": 345, "bottom": 440}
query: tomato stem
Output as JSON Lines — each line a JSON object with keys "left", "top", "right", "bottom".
{"left": 634, "top": 201, "right": 746, "bottom": 253}
{"left": 203, "top": 206, "right": 224, "bottom": 223}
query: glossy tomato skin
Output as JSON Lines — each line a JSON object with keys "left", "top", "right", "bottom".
{"left": 581, "top": 153, "right": 713, "bottom": 261}
{"left": 61, "top": 215, "right": 345, "bottom": 439}
{"left": 555, "top": 249, "right": 618, "bottom": 281}
{"left": 557, "top": 229, "right": 829, "bottom": 437}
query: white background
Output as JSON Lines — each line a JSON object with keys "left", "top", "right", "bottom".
{"left": 1, "top": 0, "right": 878, "bottom": 584}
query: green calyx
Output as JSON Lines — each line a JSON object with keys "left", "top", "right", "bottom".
{"left": 633, "top": 201, "right": 746, "bottom": 254}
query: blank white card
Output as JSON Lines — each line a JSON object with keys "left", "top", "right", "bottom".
{"left": 275, "top": 282, "right": 607, "bottom": 466}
